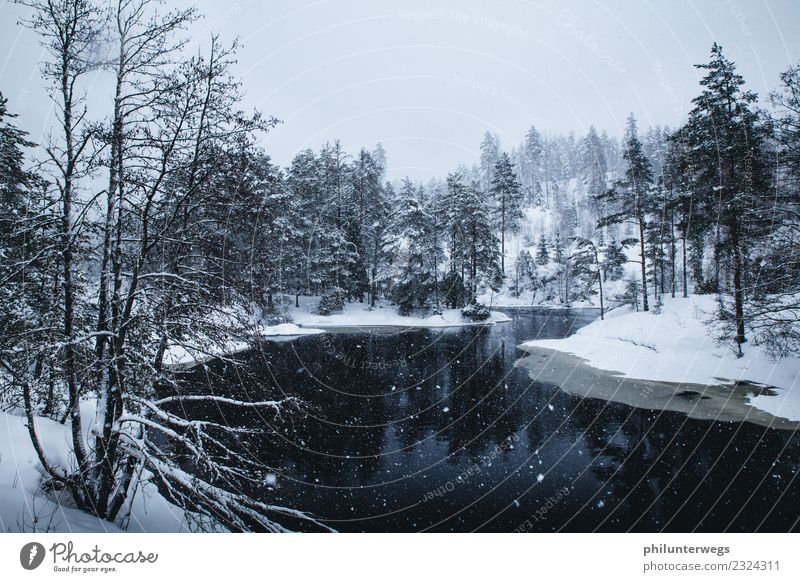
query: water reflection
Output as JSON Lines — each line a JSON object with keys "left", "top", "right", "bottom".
{"left": 176, "top": 308, "right": 800, "bottom": 532}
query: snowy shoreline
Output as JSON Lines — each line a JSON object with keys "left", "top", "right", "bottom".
{"left": 163, "top": 322, "right": 327, "bottom": 370}
{"left": 163, "top": 303, "right": 512, "bottom": 370}
{"left": 519, "top": 295, "right": 800, "bottom": 423}
{"left": 292, "top": 305, "right": 512, "bottom": 329}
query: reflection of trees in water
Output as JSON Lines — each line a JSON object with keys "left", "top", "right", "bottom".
{"left": 566, "top": 397, "right": 800, "bottom": 531}
{"left": 171, "top": 309, "right": 800, "bottom": 532}
{"left": 438, "top": 329, "right": 527, "bottom": 465}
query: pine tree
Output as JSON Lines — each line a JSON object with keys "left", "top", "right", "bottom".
{"left": 602, "top": 240, "right": 627, "bottom": 281}
{"left": 536, "top": 234, "right": 550, "bottom": 266}
{"left": 394, "top": 180, "right": 434, "bottom": 314}
{"left": 317, "top": 141, "right": 359, "bottom": 295}
{"left": 463, "top": 180, "right": 502, "bottom": 301}
{"left": 521, "top": 126, "right": 544, "bottom": 204}
{"left": 490, "top": 152, "right": 523, "bottom": 275}
{"left": 287, "top": 149, "right": 323, "bottom": 296}
{"left": 444, "top": 170, "right": 468, "bottom": 278}
{"left": 479, "top": 131, "right": 501, "bottom": 193}
{"left": 0, "top": 92, "right": 59, "bottom": 412}
{"left": 672, "top": 44, "right": 772, "bottom": 350}
{"left": 597, "top": 113, "right": 654, "bottom": 311}
{"left": 514, "top": 249, "right": 534, "bottom": 297}
{"left": 572, "top": 238, "right": 604, "bottom": 318}
{"left": 347, "top": 148, "right": 382, "bottom": 302}
{"left": 758, "top": 64, "right": 800, "bottom": 354}
{"left": 582, "top": 125, "right": 607, "bottom": 199}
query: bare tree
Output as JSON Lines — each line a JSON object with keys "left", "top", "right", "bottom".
{"left": 16, "top": 0, "right": 326, "bottom": 532}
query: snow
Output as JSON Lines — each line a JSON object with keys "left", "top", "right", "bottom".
{"left": 290, "top": 298, "right": 511, "bottom": 329}
{"left": 520, "top": 294, "right": 800, "bottom": 422}
{"left": 0, "top": 405, "right": 189, "bottom": 533}
{"left": 166, "top": 298, "right": 511, "bottom": 370}
{"left": 163, "top": 322, "right": 325, "bottom": 369}
{"left": 260, "top": 322, "right": 326, "bottom": 336}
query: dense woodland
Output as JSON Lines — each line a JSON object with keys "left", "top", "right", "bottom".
{"left": 1, "top": 0, "right": 799, "bottom": 531}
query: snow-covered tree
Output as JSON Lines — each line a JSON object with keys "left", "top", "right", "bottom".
{"left": 513, "top": 248, "right": 534, "bottom": 298}
{"left": 536, "top": 234, "right": 550, "bottom": 266}
{"left": 597, "top": 114, "right": 654, "bottom": 311}
{"left": 671, "top": 44, "right": 772, "bottom": 350}
{"left": 519, "top": 126, "right": 544, "bottom": 205}
{"left": 490, "top": 152, "right": 524, "bottom": 275}
{"left": 394, "top": 180, "right": 435, "bottom": 314}
{"left": 602, "top": 239, "right": 627, "bottom": 282}
{"left": 479, "top": 131, "right": 501, "bottom": 193}
{"left": 582, "top": 125, "right": 607, "bottom": 199}
{"left": 463, "top": 180, "right": 503, "bottom": 301}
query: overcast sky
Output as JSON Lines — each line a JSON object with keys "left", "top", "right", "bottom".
{"left": 2, "top": 0, "right": 799, "bottom": 180}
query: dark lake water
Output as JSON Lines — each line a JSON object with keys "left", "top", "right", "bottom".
{"left": 177, "top": 308, "right": 800, "bottom": 532}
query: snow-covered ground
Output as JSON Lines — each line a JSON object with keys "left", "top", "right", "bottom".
{"left": 289, "top": 298, "right": 511, "bottom": 329}
{"left": 0, "top": 403, "right": 188, "bottom": 533}
{"left": 164, "top": 299, "right": 510, "bottom": 369}
{"left": 520, "top": 294, "right": 800, "bottom": 422}
{"left": 163, "top": 322, "right": 325, "bottom": 369}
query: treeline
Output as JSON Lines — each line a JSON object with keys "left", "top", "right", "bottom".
{"left": 598, "top": 44, "right": 800, "bottom": 357}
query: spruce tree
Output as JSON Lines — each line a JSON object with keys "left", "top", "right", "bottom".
{"left": 479, "top": 131, "right": 501, "bottom": 193}
{"left": 463, "top": 180, "right": 502, "bottom": 302}
{"left": 521, "top": 126, "right": 544, "bottom": 204}
{"left": 602, "top": 240, "right": 627, "bottom": 281}
{"left": 596, "top": 114, "right": 654, "bottom": 311}
{"left": 514, "top": 249, "right": 534, "bottom": 297}
{"left": 582, "top": 125, "right": 607, "bottom": 199}
{"left": 394, "top": 181, "right": 434, "bottom": 314}
{"left": 536, "top": 234, "right": 550, "bottom": 266}
{"left": 490, "top": 152, "right": 523, "bottom": 275}
{"left": 673, "top": 44, "right": 771, "bottom": 349}
{"left": 0, "top": 92, "right": 58, "bottom": 411}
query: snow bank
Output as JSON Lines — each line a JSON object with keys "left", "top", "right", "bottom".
{"left": 163, "top": 322, "right": 325, "bottom": 369}
{"left": 260, "top": 322, "right": 325, "bottom": 336}
{"left": 520, "top": 294, "right": 800, "bottom": 422}
{"left": 0, "top": 406, "right": 188, "bottom": 532}
{"left": 291, "top": 302, "right": 511, "bottom": 329}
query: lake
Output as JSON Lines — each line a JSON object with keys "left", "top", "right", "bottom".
{"left": 176, "top": 308, "right": 800, "bottom": 532}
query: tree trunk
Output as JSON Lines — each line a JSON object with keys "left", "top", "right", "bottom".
{"left": 682, "top": 236, "right": 688, "bottom": 298}
{"left": 596, "top": 249, "right": 604, "bottom": 320}
{"left": 670, "top": 209, "right": 676, "bottom": 298}
{"left": 731, "top": 221, "right": 746, "bottom": 349}
{"left": 500, "top": 196, "right": 506, "bottom": 275}
{"left": 638, "top": 210, "right": 649, "bottom": 311}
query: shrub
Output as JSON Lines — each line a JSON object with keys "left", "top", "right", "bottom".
{"left": 317, "top": 286, "right": 346, "bottom": 315}
{"left": 441, "top": 271, "right": 466, "bottom": 308}
{"left": 462, "top": 303, "right": 491, "bottom": 321}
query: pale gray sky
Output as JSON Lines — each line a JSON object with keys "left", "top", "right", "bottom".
{"left": 1, "top": 0, "right": 799, "bottom": 180}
